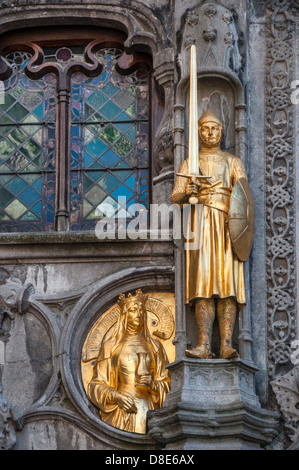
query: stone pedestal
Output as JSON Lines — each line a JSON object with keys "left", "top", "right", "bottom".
{"left": 147, "top": 359, "right": 279, "bottom": 450}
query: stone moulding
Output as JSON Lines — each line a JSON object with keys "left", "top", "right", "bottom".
{"left": 20, "top": 266, "right": 174, "bottom": 448}
{"left": 147, "top": 358, "right": 280, "bottom": 450}
{"left": 265, "top": 1, "right": 297, "bottom": 380}
{"left": 0, "top": 0, "right": 171, "bottom": 55}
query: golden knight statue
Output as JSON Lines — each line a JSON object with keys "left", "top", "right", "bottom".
{"left": 86, "top": 290, "right": 171, "bottom": 434}
{"left": 171, "top": 108, "right": 254, "bottom": 360}
{"left": 171, "top": 47, "right": 254, "bottom": 360}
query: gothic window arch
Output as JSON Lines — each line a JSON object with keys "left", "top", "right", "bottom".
{"left": 0, "top": 27, "right": 155, "bottom": 232}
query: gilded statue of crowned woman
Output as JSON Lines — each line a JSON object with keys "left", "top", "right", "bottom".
{"left": 85, "top": 290, "right": 171, "bottom": 434}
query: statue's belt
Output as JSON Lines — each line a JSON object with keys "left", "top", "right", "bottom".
{"left": 197, "top": 187, "right": 232, "bottom": 214}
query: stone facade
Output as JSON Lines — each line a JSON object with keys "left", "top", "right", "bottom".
{"left": 0, "top": 0, "right": 298, "bottom": 451}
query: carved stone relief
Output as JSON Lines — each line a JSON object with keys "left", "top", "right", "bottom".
{"left": 271, "top": 366, "right": 299, "bottom": 449}
{"left": 266, "top": 1, "right": 297, "bottom": 380}
{"left": 177, "top": 0, "right": 243, "bottom": 82}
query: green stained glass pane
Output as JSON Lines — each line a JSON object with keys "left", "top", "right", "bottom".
{"left": 7, "top": 102, "right": 29, "bottom": 121}
{"left": 0, "top": 175, "right": 12, "bottom": 185}
{"left": 22, "top": 114, "right": 40, "bottom": 134}
{"left": 20, "top": 211, "right": 39, "bottom": 221}
{"left": 0, "top": 139, "right": 15, "bottom": 160}
{"left": 83, "top": 173, "right": 94, "bottom": 192}
{"left": 88, "top": 171, "right": 105, "bottom": 182}
{"left": 83, "top": 200, "right": 93, "bottom": 218}
{"left": 0, "top": 94, "right": 15, "bottom": 113}
{"left": 125, "top": 102, "right": 136, "bottom": 118}
{"left": 100, "top": 125, "right": 120, "bottom": 145}
{"left": 8, "top": 128, "right": 28, "bottom": 147}
{"left": 85, "top": 184, "right": 106, "bottom": 205}
{"left": 0, "top": 116, "right": 14, "bottom": 137}
{"left": 33, "top": 154, "right": 43, "bottom": 169}
{"left": 21, "top": 173, "right": 40, "bottom": 184}
{"left": 20, "top": 140, "right": 41, "bottom": 159}
{"left": 0, "top": 187, "right": 14, "bottom": 207}
{"left": 19, "top": 92, "right": 43, "bottom": 112}
{"left": 11, "top": 86, "right": 24, "bottom": 100}
{"left": 113, "top": 136, "right": 134, "bottom": 157}
{"left": 6, "top": 153, "right": 29, "bottom": 171}
{"left": 32, "top": 129, "right": 43, "bottom": 145}
{"left": 4, "top": 199, "right": 27, "bottom": 218}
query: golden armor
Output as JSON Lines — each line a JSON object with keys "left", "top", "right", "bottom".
{"left": 171, "top": 108, "right": 254, "bottom": 360}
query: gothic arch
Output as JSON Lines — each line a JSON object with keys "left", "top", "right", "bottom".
{"left": 0, "top": 0, "right": 171, "bottom": 58}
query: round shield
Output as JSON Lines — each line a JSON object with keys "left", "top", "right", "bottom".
{"left": 228, "top": 178, "right": 255, "bottom": 262}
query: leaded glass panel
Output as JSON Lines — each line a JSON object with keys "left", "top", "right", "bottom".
{"left": 0, "top": 51, "right": 56, "bottom": 232}
{"left": 69, "top": 48, "right": 149, "bottom": 231}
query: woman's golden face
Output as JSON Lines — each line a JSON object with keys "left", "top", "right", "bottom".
{"left": 127, "top": 303, "right": 144, "bottom": 329}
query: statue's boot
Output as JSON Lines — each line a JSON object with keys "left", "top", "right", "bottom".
{"left": 217, "top": 298, "right": 239, "bottom": 359}
{"left": 185, "top": 298, "right": 215, "bottom": 359}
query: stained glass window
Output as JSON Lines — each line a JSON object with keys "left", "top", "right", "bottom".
{"left": 0, "top": 44, "right": 150, "bottom": 233}
{"left": 0, "top": 51, "right": 56, "bottom": 232}
{"left": 69, "top": 48, "right": 149, "bottom": 231}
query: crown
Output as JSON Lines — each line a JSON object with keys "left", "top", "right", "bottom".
{"left": 117, "top": 289, "right": 148, "bottom": 313}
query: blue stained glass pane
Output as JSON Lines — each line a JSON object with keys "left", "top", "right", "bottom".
{"left": 31, "top": 201, "right": 42, "bottom": 217}
{"left": 99, "top": 150, "right": 120, "bottom": 167}
{"left": 115, "top": 112, "right": 134, "bottom": 123}
{"left": 85, "top": 139, "right": 107, "bottom": 157}
{"left": 32, "top": 103, "right": 43, "bottom": 120}
{"left": 112, "top": 184, "right": 134, "bottom": 201}
{"left": 89, "top": 171, "right": 105, "bottom": 182}
{"left": 99, "top": 173, "right": 119, "bottom": 191}
{"left": 68, "top": 47, "right": 149, "bottom": 230}
{"left": 114, "top": 122, "right": 132, "bottom": 132}
{"left": 100, "top": 102, "right": 121, "bottom": 120}
{"left": 84, "top": 152, "right": 95, "bottom": 168}
{"left": 18, "top": 186, "right": 40, "bottom": 207}
{"left": 124, "top": 174, "right": 135, "bottom": 190}
{"left": 33, "top": 179, "right": 42, "bottom": 193}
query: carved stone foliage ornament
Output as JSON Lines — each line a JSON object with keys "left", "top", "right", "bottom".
{"left": 0, "top": 366, "right": 23, "bottom": 450}
{"left": 81, "top": 291, "right": 175, "bottom": 434}
{"left": 265, "top": 1, "right": 297, "bottom": 379}
{"left": 271, "top": 367, "right": 299, "bottom": 449}
{"left": 0, "top": 268, "right": 34, "bottom": 342}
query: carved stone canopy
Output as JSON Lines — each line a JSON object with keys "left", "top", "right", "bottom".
{"left": 179, "top": 0, "right": 243, "bottom": 82}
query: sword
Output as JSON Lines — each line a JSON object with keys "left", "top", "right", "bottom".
{"left": 185, "top": 45, "right": 211, "bottom": 204}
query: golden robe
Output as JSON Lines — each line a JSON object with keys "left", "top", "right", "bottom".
{"left": 171, "top": 151, "right": 247, "bottom": 307}
{"left": 87, "top": 318, "right": 170, "bottom": 434}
